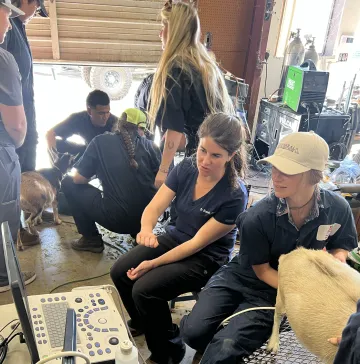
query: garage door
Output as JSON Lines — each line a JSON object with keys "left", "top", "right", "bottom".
{"left": 26, "top": 0, "right": 163, "bottom": 65}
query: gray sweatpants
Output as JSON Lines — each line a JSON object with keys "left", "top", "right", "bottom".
{"left": 0, "top": 145, "right": 21, "bottom": 286}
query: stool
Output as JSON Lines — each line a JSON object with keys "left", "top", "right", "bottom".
{"left": 169, "top": 291, "right": 200, "bottom": 309}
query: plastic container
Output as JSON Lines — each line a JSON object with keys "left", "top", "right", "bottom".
{"left": 115, "top": 340, "right": 139, "bottom": 364}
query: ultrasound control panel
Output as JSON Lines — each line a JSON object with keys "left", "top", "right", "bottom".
{"left": 28, "top": 288, "right": 128, "bottom": 363}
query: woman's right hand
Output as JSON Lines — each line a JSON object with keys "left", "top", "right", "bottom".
{"left": 136, "top": 230, "right": 159, "bottom": 248}
{"left": 328, "top": 336, "right": 342, "bottom": 346}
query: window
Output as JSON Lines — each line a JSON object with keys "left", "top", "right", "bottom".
{"left": 276, "top": 0, "right": 335, "bottom": 57}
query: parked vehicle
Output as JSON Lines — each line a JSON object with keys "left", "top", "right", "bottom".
{"left": 27, "top": 0, "right": 162, "bottom": 99}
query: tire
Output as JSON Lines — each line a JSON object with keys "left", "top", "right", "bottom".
{"left": 80, "top": 66, "right": 92, "bottom": 88}
{"left": 89, "top": 67, "right": 132, "bottom": 100}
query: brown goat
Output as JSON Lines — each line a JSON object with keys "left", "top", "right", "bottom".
{"left": 18, "top": 152, "right": 75, "bottom": 250}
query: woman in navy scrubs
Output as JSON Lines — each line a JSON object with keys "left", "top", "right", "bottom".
{"left": 110, "top": 113, "right": 248, "bottom": 364}
{"left": 181, "top": 131, "right": 358, "bottom": 364}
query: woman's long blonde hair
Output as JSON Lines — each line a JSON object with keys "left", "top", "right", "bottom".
{"left": 148, "top": 1, "right": 234, "bottom": 130}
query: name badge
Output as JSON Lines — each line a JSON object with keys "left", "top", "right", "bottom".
{"left": 316, "top": 224, "right": 341, "bottom": 241}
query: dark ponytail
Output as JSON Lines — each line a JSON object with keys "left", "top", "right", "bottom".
{"left": 113, "top": 113, "right": 139, "bottom": 169}
{"left": 198, "top": 113, "right": 248, "bottom": 189}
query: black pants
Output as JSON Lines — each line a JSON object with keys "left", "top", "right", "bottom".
{"left": 110, "top": 234, "right": 220, "bottom": 362}
{"left": 0, "top": 146, "right": 21, "bottom": 286}
{"left": 61, "top": 176, "right": 140, "bottom": 237}
{"left": 180, "top": 259, "right": 277, "bottom": 364}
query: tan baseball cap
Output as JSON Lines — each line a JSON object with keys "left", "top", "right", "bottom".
{"left": 258, "top": 131, "right": 329, "bottom": 175}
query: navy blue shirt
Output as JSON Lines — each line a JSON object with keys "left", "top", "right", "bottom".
{"left": 235, "top": 189, "right": 358, "bottom": 293}
{"left": 334, "top": 300, "right": 360, "bottom": 364}
{"left": 0, "top": 18, "right": 36, "bottom": 140}
{"left": 164, "top": 157, "right": 248, "bottom": 264}
{"left": 74, "top": 132, "right": 161, "bottom": 220}
{"left": 53, "top": 111, "right": 117, "bottom": 145}
{"left": 156, "top": 67, "right": 208, "bottom": 155}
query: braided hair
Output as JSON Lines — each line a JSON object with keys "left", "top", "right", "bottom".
{"left": 198, "top": 113, "right": 248, "bottom": 189}
{"left": 113, "top": 112, "right": 139, "bottom": 169}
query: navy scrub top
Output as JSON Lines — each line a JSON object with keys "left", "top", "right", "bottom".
{"left": 164, "top": 157, "right": 248, "bottom": 265}
{"left": 235, "top": 189, "right": 358, "bottom": 294}
{"left": 74, "top": 132, "right": 161, "bottom": 217}
{"left": 155, "top": 67, "right": 208, "bottom": 156}
{"left": 53, "top": 111, "right": 118, "bottom": 146}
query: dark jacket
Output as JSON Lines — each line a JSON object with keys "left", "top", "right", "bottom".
{"left": 334, "top": 300, "right": 360, "bottom": 364}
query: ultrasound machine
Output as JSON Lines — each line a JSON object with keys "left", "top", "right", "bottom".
{"left": 1, "top": 222, "right": 129, "bottom": 363}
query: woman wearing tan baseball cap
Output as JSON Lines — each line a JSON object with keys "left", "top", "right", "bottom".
{"left": 258, "top": 131, "right": 329, "bottom": 205}
{"left": 179, "top": 131, "right": 358, "bottom": 363}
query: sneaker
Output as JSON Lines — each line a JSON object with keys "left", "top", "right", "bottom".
{"left": 19, "top": 228, "right": 40, "bottom": 247}
{"left": 71, "top": 235, "right": 104, "bottom": 253}
{"left": 0, "top": 270, "right": 37, "bottom": 293}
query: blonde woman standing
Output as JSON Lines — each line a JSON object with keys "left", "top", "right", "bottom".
{"left": 149, "top": 1, "right": 234, "bottom": 188}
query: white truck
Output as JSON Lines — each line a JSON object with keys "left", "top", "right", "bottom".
{"left": 27, "top": 0, "right": 163, "bottom": 99}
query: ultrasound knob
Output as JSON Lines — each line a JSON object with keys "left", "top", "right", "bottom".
{"left": 109, "top": 337, "right": 119, "bottom": 346}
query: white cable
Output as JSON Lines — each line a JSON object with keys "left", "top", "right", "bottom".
{"left": 36, "top": 351, "right": 90, "bottom": 364}
{"left": 219, "top": 307, "right": 276, "bottom": 329}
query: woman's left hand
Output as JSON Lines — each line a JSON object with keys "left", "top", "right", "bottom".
{"left": 127, "top": 260, "right": 156, "bottom": 280}
{"left": 155, "top": 170, "right": 167, "bottom": 189}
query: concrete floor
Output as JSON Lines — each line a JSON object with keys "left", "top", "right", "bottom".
{"left": 0, "top": 215, "right": 199, "bottom": 363}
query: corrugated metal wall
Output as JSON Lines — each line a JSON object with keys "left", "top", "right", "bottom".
{"left": 27, "top": 0, "right": 163, "bottom": 64}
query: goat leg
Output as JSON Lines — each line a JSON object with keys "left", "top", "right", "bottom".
{"left": 267, "top": 287, "right": 284, "bottom": 353}
{"left": 16, "top": 229, "right": 24, "bottom": 251}
{"left": 52, "top": 199, "right": 62, "bottom": 225}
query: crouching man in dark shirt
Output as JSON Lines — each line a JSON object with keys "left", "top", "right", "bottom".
{"left": 46, "top": 90, "right": 117, "bottom": 165}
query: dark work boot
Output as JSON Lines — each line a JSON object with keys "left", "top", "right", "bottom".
{"left": 148, "top": 324, "right": 186, "bottom": 364}
{"left": 127, "top": 319, "right": 144, "bottom": 337}
{"left": 71, "top": 235, "right": 104, "bottom": 253}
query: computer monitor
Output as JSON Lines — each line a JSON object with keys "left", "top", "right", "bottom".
{"left": 1, "top": 221, "right": 40, "bottom": 363}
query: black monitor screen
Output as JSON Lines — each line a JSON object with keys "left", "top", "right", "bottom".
{"left": 1, "top": 222, "right": 40, "bottom": 363}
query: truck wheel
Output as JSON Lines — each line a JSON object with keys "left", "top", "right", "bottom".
{"left": 80, "top": 66, "right": 92, "bottom": 88}
{"left": 90, "top": 67, "right": 132, "bottom": 100}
